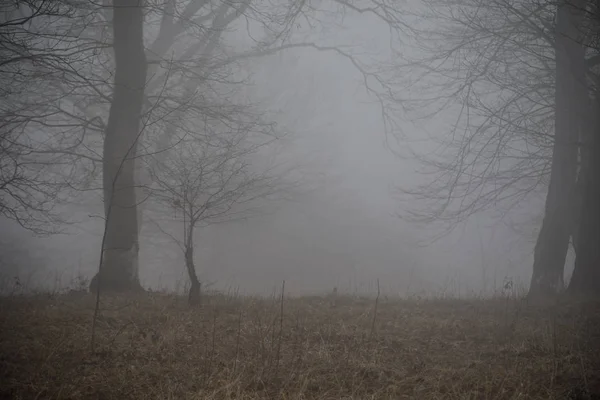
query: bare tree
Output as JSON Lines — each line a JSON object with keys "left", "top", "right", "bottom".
{"left": 146, "top": 121, "right": 288, "bottom": 305}
{"left": 88, "top": 0, "right": 412, "bottom": 291}
{"left": 94, "top": 0, "right": 147, "bottom": 292}
{"left": 4, "top": 0, "right": 413, "bottom": 291}
{"left": 397, "top": 0, "right": 558, "bottom": 220}
{"left": 530, "top": 0, "right": 588, "bottom": 297}
{"left": 394, "top": 0, "right": 599, "bottom": 296}
{"left": 0, "top": 0, "right": 96, "bottom": 233}
{"left": 568, "top": 2, "right": 600, "bottom": 294}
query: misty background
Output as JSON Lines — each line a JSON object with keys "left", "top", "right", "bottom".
{"left": 0, "top": 1, "right": 565, "bottom": 297}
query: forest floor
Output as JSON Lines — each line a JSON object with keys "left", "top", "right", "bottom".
{"left": 1, "top": 291, "right": 599, "bottom": 399}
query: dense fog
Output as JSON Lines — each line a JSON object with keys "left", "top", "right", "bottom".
{"left": 0, "top": 0, "right": 584, "bottom": 297}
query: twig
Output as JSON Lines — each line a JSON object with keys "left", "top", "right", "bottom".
{"left": 370, "top": 278, "right": 380, "bottom": 340}
{"left": 268, "top": 286, "right": 278, "bottom": 367}
{"left": 233, "top": 306, "right": 243, "bottom": 375}
{"left": 90, "top": 207, "right": 109, "bottom": 353}
{"left": 292, "top": 308, "right": 302, "bottom": 368}
{"left": 275, "top": 280, "right": 285, "bottom": 373}
{"left": 207, "top": 307, "right": 218, "bottom": 378}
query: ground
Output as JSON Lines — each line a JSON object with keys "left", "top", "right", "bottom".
{"left": 1, "top": 291, "right": 599, "bottom": 399}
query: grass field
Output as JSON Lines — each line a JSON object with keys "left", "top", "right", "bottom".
{"left": 1, "top": 291, "right": 599, "bottom": 399}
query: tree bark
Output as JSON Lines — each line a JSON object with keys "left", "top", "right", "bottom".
{"left": 91, "top": 0, "right": 147, "bottom": 292}
{"left": 184, "top": 222, "right": 201, "bottom": 305}
{"left": 185, "top": 238, "right": 202, "bottom": 306}
{"left": 568, "top": 97, "right": 600, "bottom": 294}
{"left": 529, "top": 0, "right": 586, "bottom": 298}
{"left": 571, "top": 92, "right": 597, "bottom": 256}
{"left": 571, "top": 172, "right": 584, "bottom": 255}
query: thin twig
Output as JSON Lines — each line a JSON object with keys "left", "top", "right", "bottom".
{"left": 275, "top": 280, "right": 285, "bottom": 373}
{"left": 207, "top": 307, "right": 218, "bottom": 378}
{"left": 370, "top": 279, "right": 380, "bottom": 340}
{"left": 233, "top": 306, "right": 243, "bottom": 375}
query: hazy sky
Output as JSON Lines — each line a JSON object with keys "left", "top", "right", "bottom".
{"left": 0, "top": 1, "right": 557, "bottom": 296}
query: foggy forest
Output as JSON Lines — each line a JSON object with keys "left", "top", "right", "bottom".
{"left": 0, "top": 0, "right": 599, "bottom": 398}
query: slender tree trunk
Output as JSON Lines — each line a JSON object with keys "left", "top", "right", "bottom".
{"left": 92, "top": 0, "right": 147, "bottom": 292}
{"left": 569, "top": 97, "right": 600, "bottom": 294}
{"left": 185, "top": 228, "right": 201, "bottom": 305}
{"left": 529, "top": 0, "right": 586, "bottom": 298}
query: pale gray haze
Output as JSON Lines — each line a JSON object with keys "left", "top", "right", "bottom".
{"left": 0, "top": 0, "right": 570, "bottom": 297}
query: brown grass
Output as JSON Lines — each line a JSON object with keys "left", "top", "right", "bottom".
{"left": 1, "top": 291, "right": 599, "bottom": 399}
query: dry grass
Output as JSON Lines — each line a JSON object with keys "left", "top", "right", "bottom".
{"left": 1, "top": 291, "right": 599, "bottom": 399}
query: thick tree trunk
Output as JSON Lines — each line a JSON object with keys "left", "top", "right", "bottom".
{"left": 529, "top": 0, "right": 586, "bottom": 298}
{"left": 568, "top": 98, "right": 600, "bottom": 294}
{"left": 571, "top": 173, "right": 584, "bottom": 255}
{"left": 571, "top": 93, "right": 597, "bottom": 256}
{"left": 92, "top": 0, "right": 147, "bottom": 293}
